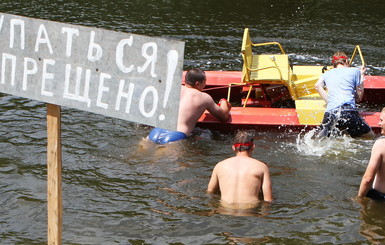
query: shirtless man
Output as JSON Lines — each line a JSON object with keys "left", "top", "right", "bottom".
{"left": 358, "top": 107, "right": 385, "bottom": 200}
{"left": 207, "top": 130, "right": 273, "bottom": 209}
{"left": 148, "top": 68, "right": 231, "bottom": 144}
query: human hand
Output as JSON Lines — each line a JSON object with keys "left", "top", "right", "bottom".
{"left": 218, "top": 98, "right": 231, "bottom": 110}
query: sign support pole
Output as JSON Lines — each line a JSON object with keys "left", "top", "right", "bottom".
{"left": 47, "top": 104, "right": 63, "bottom": 245}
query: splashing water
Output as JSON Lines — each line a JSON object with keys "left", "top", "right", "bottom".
{"left": 296, "top": 128, "right": 356, "bottom": 157}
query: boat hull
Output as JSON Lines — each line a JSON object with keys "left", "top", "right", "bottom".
{"left": 197, "top": 107, "right": 381, "bottom": 132}
{"left": 187, "top": 71, "right": 384, "bottom": 132}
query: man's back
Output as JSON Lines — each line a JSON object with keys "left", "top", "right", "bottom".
{"left": 322, "top": 67, "right": 360, "bottom": 111}
{"left": 207, "top": 130, "right": 273, "bottom": 209}
{"left": 211, "top": 155, "right": 272, "bottom": 204}
{"left": 177, "top": 86, "right": 229, "bottom": 135}
{"left": 177, "top": 86, "right": 211, "bottom": 135}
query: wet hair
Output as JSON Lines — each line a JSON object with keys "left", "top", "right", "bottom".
{"left": 233, "top": 130, "right": 255, "bottom": 152}
{"left": 332, "top": 51, "right": 349, "bottom": 68}
{"left": 185, "top": 68, "right": 206, "bottom": 87}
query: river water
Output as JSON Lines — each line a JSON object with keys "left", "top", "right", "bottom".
{"left": 1, "top": 0, "right": 385, "bottom": 244}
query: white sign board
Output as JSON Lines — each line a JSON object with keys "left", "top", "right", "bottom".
{"left": 0, "top": 13, "right": 184, "bottom": 130}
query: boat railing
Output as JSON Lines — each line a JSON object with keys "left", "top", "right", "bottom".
{"left": 251, "top": 41, "right": 286, "bottom": 54}
{"left": 349, "top": 45, "right": 365, "bottom": 67}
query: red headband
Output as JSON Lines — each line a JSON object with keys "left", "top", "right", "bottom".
{"left": 233, "top": 142, "right": 253, "bottom": 148}
{"left": 332, "top": 55, "right": 348, "bottom": 64}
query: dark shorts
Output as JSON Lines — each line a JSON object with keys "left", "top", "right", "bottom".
{"left": 366, "top": 188, "right": 385, "bottom": 201}
{"left": 148, "top": 128, "right": 187, "bottom": 144}
{"left": 318, "top": 104, "right": 371, "bottom": 138}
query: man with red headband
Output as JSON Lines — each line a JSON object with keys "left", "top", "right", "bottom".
{"left": 207, "top": 130, "right": 273, "bottom": 209}
{"left": 315, "top": 51, "right": 375, "bottom": 138}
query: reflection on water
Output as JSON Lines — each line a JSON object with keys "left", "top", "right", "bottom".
{"left": 358, "top": 198, "right": 385, "bottom": 244}
{"left": 1, "top": 0, "right": 385, "bottom": 243}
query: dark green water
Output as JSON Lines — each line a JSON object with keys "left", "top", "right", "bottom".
{"left": 1, "top": 0, "right": 385, "bottom": 244}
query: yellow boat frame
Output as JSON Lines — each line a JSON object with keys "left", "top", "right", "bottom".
{"left": 228, "top": 28, "right": 366, "bottom": 125}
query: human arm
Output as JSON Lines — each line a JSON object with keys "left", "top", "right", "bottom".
{"left": 358, "top": 140, "right": 383, "bottom": 197}
{"left": 261, "top": 166, "right": 273, "bottom": 202}
{"left": 354, "top": 67, "right": 366, "bottom": 103}
{"left": 206, "top": 96, "right": 230, "bottom": 122}
{"left": 315, "top": 77, "right": 328, "bottom": 102}
{"left": 355, "top": 83, "right": 365, "bottom": 103}
{"left": 207, "top": 166, "right": 220, "bottom": 194}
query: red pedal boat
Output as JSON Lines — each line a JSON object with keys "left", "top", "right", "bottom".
{"left": 183, "top": 29, "right": 385, "bottom": 132}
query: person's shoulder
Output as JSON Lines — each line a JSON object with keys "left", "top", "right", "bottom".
{"left": 249, "top": 158, "right": 270, "bottom": 168}
{"left": 200, "top": 90, "right": 212, "bottom": 99}
{"left": 374, "top": 136, "right": 385, "bottom": 145}
{"left": 347, "top": 67, "right": 361, "bottom": 74}
{"left": 187, "top": 87, "right": 211, "bottom": 99}
{"left": 216, "top": 156, "right": 236, "bottom": 166}
{"left": 246, "top": 158, "right": 270, "bottom": 176}
{"left": 323, "top": 68, "right": 339, "bottom": 78}
{"left": 198, "top": 91, "right": 216, "bottom": 107}
{"left": 212, "top": 158, "right": 234, "bottom": 172}
{"left": 184, "top": 86, "right": 211, "bottom": 99}
{"left": 372, "top": 136, "right": 385, "bottom": 152}
{"left": 323, "top": 69, "right": 333, "bottom": 76}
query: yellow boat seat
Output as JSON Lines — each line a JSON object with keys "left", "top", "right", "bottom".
{"left": 249, "top": 54, "right": 290, "bottom": 83}
{"left": 227, "top": 28, "right": 296, "bottom": 106}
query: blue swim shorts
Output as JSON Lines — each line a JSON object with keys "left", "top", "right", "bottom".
{"left": 148, "top": 128, "right": 187, "bottom": 144}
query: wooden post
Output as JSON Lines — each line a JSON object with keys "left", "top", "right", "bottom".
{"left": 47, "top": 104, "right": 62, "bottom": 245}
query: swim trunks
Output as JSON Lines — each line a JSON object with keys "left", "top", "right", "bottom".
{"left": 366, "top": 188, "right": 385, "bottom": 201}
{"left": 317, "top": 104, "right": 371, "bottom": 138}
{"left": 148, "top": 128, "right": 187, "bottom": 144}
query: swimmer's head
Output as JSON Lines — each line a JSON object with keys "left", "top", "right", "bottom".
{"left": 233, "top": 130, "right": 255, "bottom": 152}
{"left": 185, "top": 68, "right": 206, "bottom": 88}
{"left": 332, "top": 51, "right": 349, "bottom": 68}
